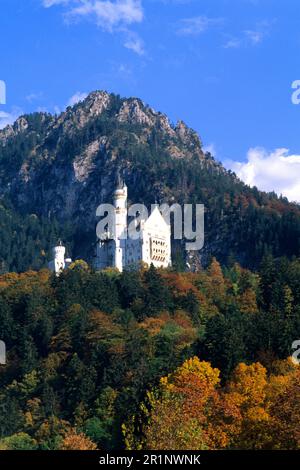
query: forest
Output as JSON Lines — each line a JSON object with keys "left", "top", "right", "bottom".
{"left": 0, "top": 256, "right": 299, "bottom": 450}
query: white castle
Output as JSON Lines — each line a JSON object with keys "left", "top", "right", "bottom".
{"left": 94, "top": 177, "right": 171, "bottom": 272}
{"left": 48, "top": 241, "right": 72, "bottom": 275}
{"left": 49, "top": 178, "right": 172, "bottom": 274}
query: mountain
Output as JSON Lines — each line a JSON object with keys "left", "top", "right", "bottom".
{"left": 0, "top": 90, "right": 299, "bottom": 272}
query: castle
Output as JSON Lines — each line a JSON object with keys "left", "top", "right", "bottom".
{"left": 48, "top": 241, "right": 72, "bottom": 275}
{"left": 94, "top": 177, "right": 172, "bottom": 272}
{"left": 49, "top": 178, "right": 171, "bottom": 274}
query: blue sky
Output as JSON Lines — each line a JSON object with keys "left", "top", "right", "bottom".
{"left": 1, "top": 0, "right": 300, "bottom": 201}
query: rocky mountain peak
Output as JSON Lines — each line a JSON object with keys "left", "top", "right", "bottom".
{"left": 175, "top": 120, "right": 201, "bottom": 147}
{"left": 81, "top": 90, "right": 111, "bottom": 115}
{"left": 0, "top": 116, "right": 29, "bottom": 143}
{"left": 54, "top": 90, "right": 111, "bottom": 133}
{"left": 117, "top": 98, "right": 154, "bottom": 126}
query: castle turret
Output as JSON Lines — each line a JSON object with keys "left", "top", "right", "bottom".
{"left": 113, "top": 174, "right": 127, "bottom": 272}
{"left": 48, "top": 241, "right": 72, "bottom": 275}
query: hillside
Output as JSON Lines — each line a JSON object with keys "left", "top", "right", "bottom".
{"left": 0, "top": 259, "right": 300, "bottom": 449}
{"left": 0, "top": 90, "right": 299, "bottom": 271}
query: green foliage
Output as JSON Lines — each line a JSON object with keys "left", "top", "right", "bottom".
{"left": 0, "top": 258, "right": 299, "bottom": 449}
{"left": 0, "top": 432, "right": 38, "bottom": 450}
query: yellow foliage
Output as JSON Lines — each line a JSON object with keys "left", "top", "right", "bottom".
{"left": 59, "top": 429, "right": 97, "bottom": 450}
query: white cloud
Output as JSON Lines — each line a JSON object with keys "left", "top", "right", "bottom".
{"left": 244, "top": 29, "right": 263, "bottom": 45}
{"left": 0, "top": 107, "right": 23, "bottom": 130}
{"left": 67, "top": 91, "right": 88, "bottom": 106}
{"left": 25, "top": 92, "right": 43, "bottom": 103}
{"left": 118, "top": 63, "right": 131, "bottom": 74}
{"left": 43, "top": 0, "right": 70, "bottom": 7}
{"left": 223, "top": 19, "right": 275, "bottom": 49}
{"left": 177, "top": 16, "right": 223, "bottom": 36}
{"left": 225, "top": 147, "right": 300, "bottom": 203}
{"left": 45, "top": 0, "right": 144, "bottom": 31}
{"left": 203, "top": 143, "right": 217, "bottom": 156}
{"left": 223, "top": 38, "right": 241, "bottom": 49}
{"left": 222, "top": 32, "right": 262, "bottom": 49}
{"left": 42, "top": 1, "right": 144, "bottom": 54}
{"left": 124, "top": 34, "right": 144, "bottom": 55}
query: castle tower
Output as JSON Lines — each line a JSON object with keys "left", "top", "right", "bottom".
{"left": 48, "top": 241, "right": 72, "bottom": 275}
{"left": 113, "top": 174, "right": 127, "bottom": 272}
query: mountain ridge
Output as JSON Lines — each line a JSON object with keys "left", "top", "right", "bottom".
{"left": 0, "top": 90, "right": 299, "bottom": 272}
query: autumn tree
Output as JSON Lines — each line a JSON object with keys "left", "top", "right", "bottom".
{"left": 59, "top": 429, "right": 97, "bottom": 450}
{"left": 269, "top": 369, "right": 300, "bottom": 449}
{"left": 124, "top": 357, "right": 238, "bottom": 450}
{"left": 225, "top": 362, "right": 273, "bottom": 449}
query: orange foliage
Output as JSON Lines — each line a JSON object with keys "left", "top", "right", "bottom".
{"left": 59, "top": 429, "right": 97, "bottom": 450}
{"left": 161, "top": 272, "right": 202, "bottom": 301}
{"left": 0, "top": 269, "right": 51, "bottom": 292}
{"left": 86, "top": 310, "right": 125, "bottom": 356}
{"left": 270, "top": 371, "right": 300, "bottom": 449}
{"left": 139, "top": 314, "right": 169, "bottom": 336}
{"left": 158, "top": 357, "right": 237, "bottom": 449}
{"left": 237, "top": 289, "right": 258, "bottom": 314}
{"left": 128, "top": 357, "right": 300, "bottom": 451}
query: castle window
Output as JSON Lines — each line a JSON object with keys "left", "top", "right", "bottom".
{"left": 150, "top": 237, "right": 168, "bottom": 263}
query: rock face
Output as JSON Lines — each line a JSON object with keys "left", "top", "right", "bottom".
{"left": 117, "top": 99, "right": 155, "bottom": 126}
{"left": 73, "top": 140, "right": 101, "bottom": 183}
{"left": 56, "top": 91, "right": 111, "bottom": 133}
{"left": 0, "top": 90, "right": 299, "bottom": 270}
{"left": 0, "top": 91, "right": 219, "bottom": 225}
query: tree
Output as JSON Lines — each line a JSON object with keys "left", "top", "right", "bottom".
{"left": 124, "top": 357, "right": 238, "bottom": 450}
{"left": 200, "top": 309, "right": 247, "bottom": 379}
{"left": 139, "top": 392, "right": 208, "bottom": 450}
{"left": 207, "top": 258, "right": 226, "bottom": 304}
{"left": 142, "top": 264, "right": 173, "bottom": 317}
{"left": 59, "top": 429, "right": 97, "bottom": 450}
{"left": 0, "top": 432, "right": 38, "bottom": 450}
{"left": 225, "top": 363, "right": 273, "bottom": 449}
{"left": 237, "top": 289, "right": 258, "bottom": 315}
{"left": 269, "top": 371, "right": 300, "bottom": 449}
{"left": 83, "top": 387, "right": 118, "bottom": 450}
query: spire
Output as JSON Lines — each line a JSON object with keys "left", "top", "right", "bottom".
{"left": 116, "top": 168, "right": 124, "bottom": 189}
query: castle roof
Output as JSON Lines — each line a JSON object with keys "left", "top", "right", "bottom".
{"left": 144, "top": 206, "right": 170, "bottom": 232}
{"left": 116, "top": 169, "right": 125, "bottom": 189}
